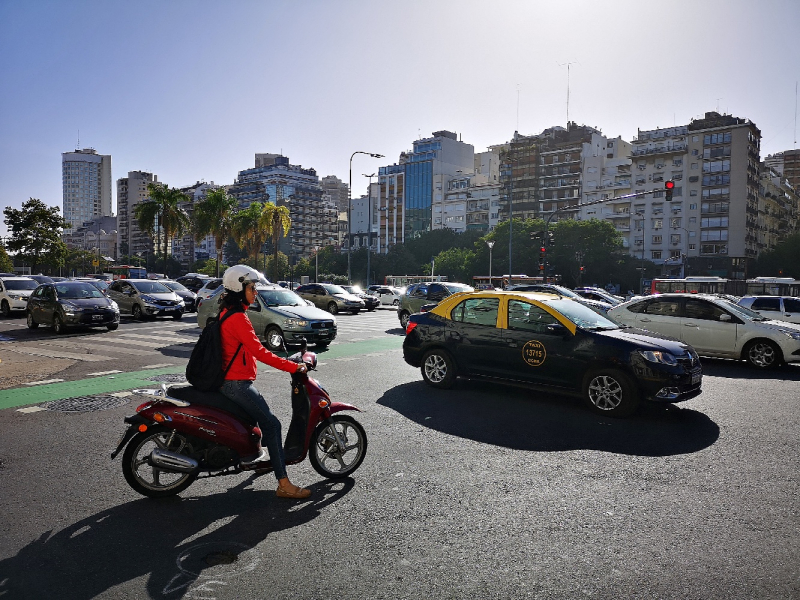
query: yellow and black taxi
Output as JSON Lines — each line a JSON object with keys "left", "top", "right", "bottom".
{"left": 403, "top": 291, "right": 702, "bottom": 417}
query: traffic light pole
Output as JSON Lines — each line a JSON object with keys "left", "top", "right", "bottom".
{"left": 540, "top": 185, "right": 670, "bottom": 282}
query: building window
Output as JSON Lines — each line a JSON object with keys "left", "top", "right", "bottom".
{"left": 651, "top": 251, "right": 662, "bottom": 259}
{"left": 690, "top": 190, "right": 698, "bottom": 196}
{"left": 652, "top": 235, "right": 663, "bottom": 244}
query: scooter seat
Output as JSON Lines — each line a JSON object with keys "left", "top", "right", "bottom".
{"left": 166, "top": 385, "right": 256, "bottom": 426}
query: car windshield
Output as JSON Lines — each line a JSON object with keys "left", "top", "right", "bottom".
{"left": 720, "top": 299, "right": 769, "bottom": 321}
{"left": 4, "top": 279, "right": 38, "bottom": 290}
{"left": 56, "top": 284, "right": 105, "bottom": 299}
{"left": 544, "top": 285, "right": 582, "bottom": 299}
{"left": 133, "top": 281, "right": 171, "bottom": 293}
{"left": 342, "top": 285, "right": 364, "bottom": 294}
{"left": 546, "top": 298, "right": 620, "bottom": 330}
{"left": 162, "top": 281, "right": 189, "bottom": 292}
{"left": 322, "top": 284, "right": 347, "bottom": 295}
{"left": 258, "top": 289, "right": 306, "bottom": 307}
{"left": 89, "top": 280, "right": 109, "bottom": 290}
{"left": 444, "top": 283, "right": 474, "bottom": 294}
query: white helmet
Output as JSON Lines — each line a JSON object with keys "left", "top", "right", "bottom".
{"left": 222, "top": 265, "right": 260, "bottom": 293}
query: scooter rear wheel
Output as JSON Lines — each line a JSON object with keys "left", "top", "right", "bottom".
{"left": 309, "top": 415, "right": 367, "bottom": 479}
{"left": 122, "top": 425, "right": 199, "bottom": 498}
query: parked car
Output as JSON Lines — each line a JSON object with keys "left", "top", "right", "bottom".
{"left": 160, "top": 280, "right": 198, "bottom": 312}
{"left": 403, "top": 290, "right": 702, "bottom": 417}
{"left": 28, "top": 275, "right": 54, "bottom": 285}
{"left": 195, "top": 278, "right": 224, "bottom": 301}
{"left": 507, "top": 283, "right": 613, "bottom": 314}
{"left": 737, "top": 296, "right": 800, "bottom": 325}
{"left": 107, "top": 279, "right": 185, "bottom": 320}
{"left": 607, "top": 293, "right": 800, "bottom": 369}
{"left": 175, "top": 274, "right": 212, "bottom": 293}
{"left": 398, "top": 282, "right": 475, "bottom": 329}
{"left": 198, "top": 284, "right": 337, "bottom": 350}
{"left": 341, "top": 285, "right": 379, "bottom": 311}
{"left": 370, "top": 286, "right": 403, "bottom": 306}
{"left": 295, "top": 283, "right": 365, "bottom": 314}
{"left": 0, "top": 276, "right": 39, "bottom": 317}
{"left": 573, "top": 287, "right": 625, "bottom": 306}
{"left": 26, "top": 281, "right": 120, "bottom": 333}
{"left": 73, "top": 277, "right": 110, "bottom": 296}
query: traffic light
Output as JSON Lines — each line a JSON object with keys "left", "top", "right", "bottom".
{"left": 665, "top": 180, "right": 675, "bottom": 202}
{"left": 539, "top": 246, "right": 546, "bottom": 271}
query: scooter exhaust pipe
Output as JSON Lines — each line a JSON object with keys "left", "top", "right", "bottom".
{"left": 148, "top": 448, "right": 199, "bottom": 473}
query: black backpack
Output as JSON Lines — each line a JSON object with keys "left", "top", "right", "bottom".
{"left": 185, "top": 308, "right": 243, "bottom": 391}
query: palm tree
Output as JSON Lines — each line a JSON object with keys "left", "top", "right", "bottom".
{"left": 260, "top": 203, "right": 291, "bottom": 282}
{"left": 231, "top": 202, "right": 268, "bottom": 267}
{"left": 193, "top": 187, "right": 239, "bottom": 277}
{"left": 134, "top": 183, "right": 191, "bottom": 276}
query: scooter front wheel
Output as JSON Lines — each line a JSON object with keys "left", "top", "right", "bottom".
{"left": 122, "top": 425, "right": 198, "bottom": 498}
{"left": 309, "top": 415, "right": 367, "bottom": 479}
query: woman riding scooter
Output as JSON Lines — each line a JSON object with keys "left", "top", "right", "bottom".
{"left": 218, "top": 265, "right": 311, "bottom": 499}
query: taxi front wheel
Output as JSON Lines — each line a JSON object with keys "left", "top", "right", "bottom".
{"left": 583, "top": 369, "right": 639, "bottom": 418}
{"left": 421, "top": 349, "right": 457, "bottom": 389}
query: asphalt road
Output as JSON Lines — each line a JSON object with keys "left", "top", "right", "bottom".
{"left": 0, "top": 309, "right": 798, "bottom": 599}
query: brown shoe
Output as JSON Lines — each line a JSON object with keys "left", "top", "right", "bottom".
{"left": 276, "top": 482, "right": 311, "bottom": 499}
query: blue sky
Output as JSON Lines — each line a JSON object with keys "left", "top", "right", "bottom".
{"left": 2, "top": 0, "right": 799, "bottom": 238}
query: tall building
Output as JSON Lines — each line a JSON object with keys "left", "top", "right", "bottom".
{"left": 61, "top": 148, "right": 112, "bottom": 233}
{"left": 377, "top": 164, "right": 405, "bottom": 253}
{"left": 117, "top": 171, "right": 159, "bottom": 259}
{"left": 173, "top": 181, "right": 222, "bottom": 271}
{"left": 757, "top": 163, "right": 799, "bottom": 254}
{"left": 229, "top": 155, "right": 337, "bottom": 259}
{"left": 765, "top": 149, "right": 800, "bottom": 192}
{"left": 320, "top": 175, "right": 350, "bottom": 212}
{"left": 62, "top": 215, "right": 119, "bottom": 266}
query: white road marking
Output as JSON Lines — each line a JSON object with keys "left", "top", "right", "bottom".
{"left": 6, "top": 347, "right": 107, "bottom": 361}
{"left": 142, "top": 363, "right": 174, "bottom": 369}
{"left": 86, "top": 370, "right": 124, "bottom": 376}
{"left": 23, "top": 378, "right": 65, "bottom": 386}
{"left": 17, "top": 406, "right": 46, "bottom": 413}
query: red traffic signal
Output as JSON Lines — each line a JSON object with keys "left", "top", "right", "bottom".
{"left": 540, "top": 247, "right": 546, "bottom": 253}
{"left": 665, "top": 180, "right": 675, "bottom": 201}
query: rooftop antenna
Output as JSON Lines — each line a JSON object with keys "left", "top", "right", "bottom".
{"left": 516, "top": 83, "right": 520, "bottom": 131}
{"left": 794, "top": 81, "right": 798, "bottom": 149}
{"left": 77, "top": 130, "right": 80, "bottom": 150}
{"left": 559, "top": 62, "right": 578, "bottom": 126}
{"left": 716, "top": 98, "right": 723, "bottom": 113}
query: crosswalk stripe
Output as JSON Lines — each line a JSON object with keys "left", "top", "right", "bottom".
{"left": 39, "top": 340, "right": 155, "bottom": 356}
{"left": 119, "top": 333, "right": 195, "bottom": 343}
{"left": 6, "top": 346, "right": 108, "bottom": 361}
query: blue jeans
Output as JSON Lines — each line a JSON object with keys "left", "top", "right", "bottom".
{"left": 219, "top": 380, "right": 287, "bottom": 480}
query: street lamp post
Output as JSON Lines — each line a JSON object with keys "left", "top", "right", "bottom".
{"left": 364, "top": 173, "right": 376, "bottom": 288}
{"left": 486, "top": 240, "right": 495, "bottom": 288}
{"left": 314, "top": 246, "right": 320, "bottom": 283}
{"left": 348, "top": 151, "right": 384, "bottom": 284}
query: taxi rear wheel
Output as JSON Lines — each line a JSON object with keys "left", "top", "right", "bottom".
{"left": 583, "top": 369, "right": 639, "bottom": 418}
{"left": 421, "top": 349, "right": 457, "bottom": 389}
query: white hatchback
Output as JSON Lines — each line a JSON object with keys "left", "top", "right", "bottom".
{"left": 737, "top": 296, "right": 800, "bottom": 325}
{"left": 0, "top": 277, "right": 39, "bottom": 317}
{"left": 607, "top": 293, "right": 800, "bottom": 369}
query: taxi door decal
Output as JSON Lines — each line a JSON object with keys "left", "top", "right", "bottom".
{"left": 522, "top": 340, "right": 546, "bottom": 367}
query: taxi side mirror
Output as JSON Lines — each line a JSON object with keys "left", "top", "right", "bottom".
{"left": 545, "top": 323, "right": 568, "bottom": 335}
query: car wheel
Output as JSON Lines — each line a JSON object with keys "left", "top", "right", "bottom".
{"left": 399, "top": 311, "right": 410, "bottom": 329}
{"left": 327, "top": 302, "right": 339, "bottom": 315}
{"left": 26, "top": 311, "right": 39, "bottom": 329}
{"left": 421, "top": 348, "right": 457, "bottom": 389}
{"left": 316, "top": 341, "right": 330, "bottom": 349}
{"left": 392, "top": 299, "right": 400, "bottom": 306}
{"left": 1, "top": 300, "right": 10, "bottom": 318}
{"left": 264, "top": 326, "right": 284, "bottom": 352}
{"left": 743, "top": 339, "right": 783, "bottom": 369}
{"left": 107, "top": 323, "right": 119, "bottom": 331}
{"left": 53, "top": 315, "right": 67, "bottom": 335}
{"left": 132, "top": 304, "right": 144, "bottom": 320}
{"left": 583, "top": 369, "right": 639, "bottom": 418}
{"left": 172, "top": 313, "right": 183, "bottom": 321}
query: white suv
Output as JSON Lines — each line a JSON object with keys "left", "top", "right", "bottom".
{"left": 608, "top": 293, "right": 800, "bottom": 369}
{"left": 737, "top": 296, "right": 800, "bottom": 325}
{"left": 0, "top": 277, "right": 39, "bottom": 317}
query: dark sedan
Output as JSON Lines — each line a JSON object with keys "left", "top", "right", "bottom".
{"left": 26, "top": 281, "right": 120, "bottom": 334}
{"left": 403, "top": 290, "right": 702, "bottom": 418}
{"left": 161, "top": 280, "right": 198, "bottom": 312}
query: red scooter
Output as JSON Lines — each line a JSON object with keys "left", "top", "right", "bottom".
{"left": 111, "top": 343, "right": 367, "bottom": 498}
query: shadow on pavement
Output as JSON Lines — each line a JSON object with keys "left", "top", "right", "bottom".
{"left": 0, "top": 478, "right": 354, "bottom": 599}
{"left": 378, "top": 381, "right": 719, "bottom": 457}
{"left": 700, "top": 358, "right": 800, "bottom": 381}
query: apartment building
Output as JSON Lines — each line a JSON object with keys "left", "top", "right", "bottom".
{"left": 320, "top": 175, "right": 350, "bottom": 212}
{"left": 61, "top": 148, "right": 112, "bottom": 234}
{"left": 116, "top": 171, "right": 159, "bottom": 259}
{"left": 376, "top": 164, "right": 405, "bottom": 253}
{"left": 765, "top": 149, "right": 800, "bottom": 192}
{"left": 758, "top": 164, "right": 799, "bottom": 254}
{"left": 172, "top": 181, "right": 222, "bottom": 271}
{"left": 229, "top": 155, "right": 337, "bottom": 259}
{"left": 62, "top": 215, "right": 118, "bottom": 263}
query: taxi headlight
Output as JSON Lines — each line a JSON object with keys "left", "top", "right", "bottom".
{"left": 637, "top": 350, "right": 678, "bottom": 366}
{"left": 780, "top": 330, "right": 800, "bottom": 340}
{"left": 284, "top": 318, "right": 309, "bottom": 327}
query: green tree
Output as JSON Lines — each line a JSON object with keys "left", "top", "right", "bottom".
{"left": 134, "top": 183, "right": 191, "bottom": 277}
{"left": 0, "top": 242, "right": 13, "bottom": 272}
{"left": 548, "top": 219, "right": 625, "bottom": 287}
{"left": 749, "top": 232, "right": 800, "bottom": 278}
{"left": 193, "top": 187, "right": 239, "bottom": 277}
{"left": 259, "top": 203, "right": 291, "bottom": 282}
{"left": 432, "top": 247, "right": 476, "bottom": 282}
{"left": 3, "top": 198, "right": 69, "bottom": 273}
{"left": 232, "top": 202, "right": 267, "bottom": 269}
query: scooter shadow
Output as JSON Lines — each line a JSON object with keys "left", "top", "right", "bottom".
{"left": 0, "top": 478, "right": 354, "bottom": 600}
{"left": 378, "top": 381, "right": 719, "bottom": 457}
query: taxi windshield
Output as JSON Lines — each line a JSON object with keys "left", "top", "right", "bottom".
{"left": 258, "top": 289, "right": 306, "bottom": 307}
{"left": 546, "top": 298, "right": 620, "bottom": 330}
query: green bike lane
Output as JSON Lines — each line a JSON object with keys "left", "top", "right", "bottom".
{"left": 0, "top": 336, "right": 402, "bottom": 411}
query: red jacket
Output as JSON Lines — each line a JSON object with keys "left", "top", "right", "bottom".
{"left": 220, "top": 306, "right": 301, "bottom": 381}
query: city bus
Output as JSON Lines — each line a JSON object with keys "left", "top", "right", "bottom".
{"left": 384, "top": 275, "right": 447, "bottom": 288}
{"left": 472, "top": 274, "right": 560, "bottom": 290}
{"left": 107, "top": 265, "right": 148, "bottom": 280}
{"left": 650, "top": 276, "right": 800, "bottom": 297}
